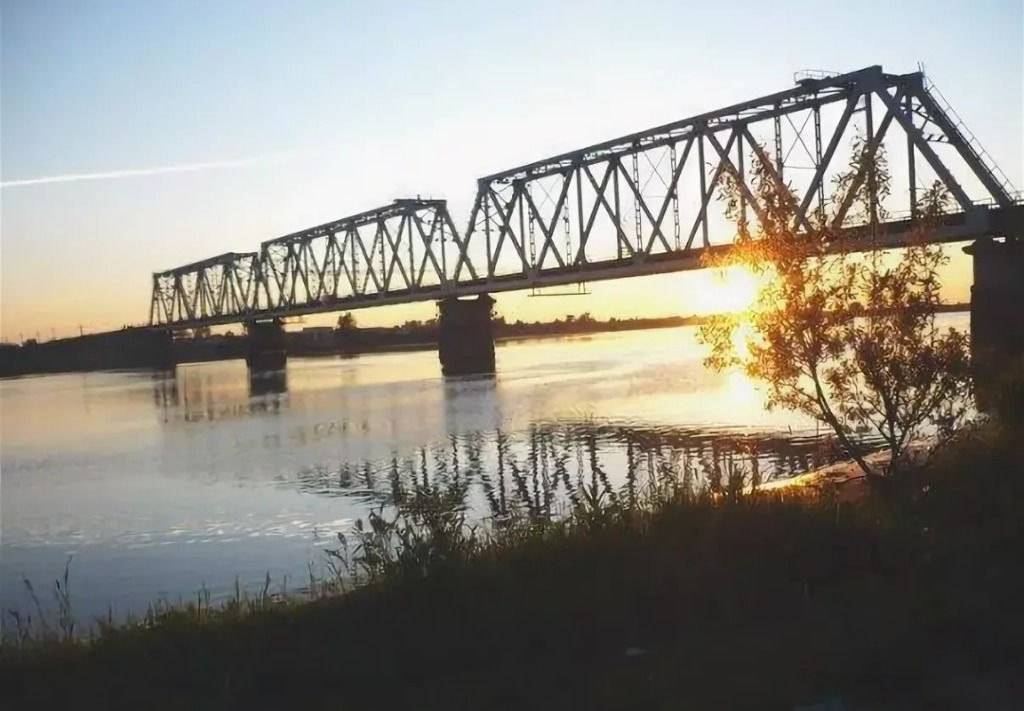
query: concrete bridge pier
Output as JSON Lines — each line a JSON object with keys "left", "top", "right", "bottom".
{"left": 964, "top": 237, "right": 1024, "bottom": 404}
{"left": 147, "top": 329, "right": 177, "bottom": 371}
{"left": 245, "top": 319, "right": 287, "bottom": 372}
{"left": 437, "top": 294, "right": 496, "bottom": 376}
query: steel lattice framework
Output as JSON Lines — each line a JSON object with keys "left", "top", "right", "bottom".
{"left": 259, "top": 199, "right": 468, "bottom": 310}
{"left": 150, "top": 252, "right": 260, "bottom": 326}
{"left": 150, "top": 65, "right": 1023, "bottom": 329}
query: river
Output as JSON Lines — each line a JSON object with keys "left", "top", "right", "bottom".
{"left": 1, "top": 320, "right": 965, "bottom": 627}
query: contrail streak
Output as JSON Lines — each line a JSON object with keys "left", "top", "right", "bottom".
{"left": 1, "top": 153, "right": 295, "bottom": 188}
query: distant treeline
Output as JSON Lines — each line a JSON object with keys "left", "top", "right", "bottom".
{"left": 141, "top": 300, "right": 973, "bottom": 362}
{"left": 0, "top": 303, "right": 969, "bottom": 376}
{"left": 344, "top": 312, "right": 712, "bottom": 343}
{"left": 159, "top": 313, "right": 713, "bottom": 361}
{"left": 280, "top": 302, "right": 968, "bottom": 354}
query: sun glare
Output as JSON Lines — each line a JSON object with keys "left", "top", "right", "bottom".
{"left": 723, "top": 369, "right": 761, "bottom": 410}
{"left": 711, "top": 266, "right": 761, "bottom": 314}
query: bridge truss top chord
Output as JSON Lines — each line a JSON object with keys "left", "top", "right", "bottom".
{"left": 150, "top": 65, "right": 1023, "bottom": 330}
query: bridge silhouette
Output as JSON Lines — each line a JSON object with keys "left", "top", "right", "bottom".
{"left": 149, "top": 65, "right": 1021, "bottom": 330}
{"left": 143, "top": 64, "right": 1022, "bottom": 375}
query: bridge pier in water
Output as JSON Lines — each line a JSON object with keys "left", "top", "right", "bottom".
{"left": 965, "top": 237, "right": 1024, "bottom": 403}
{"left": 245, "top": 319, "right": 287, "bottom": 373}
{"left": 437, "top": 294, "right": 496, "bottom": 376}
{"left": 149, "top": 329, "right": 177, "bottom": 371}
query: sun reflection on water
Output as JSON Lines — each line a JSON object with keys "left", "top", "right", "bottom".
{"left": 722, "top": 369, "right": 763, "bottom": 412}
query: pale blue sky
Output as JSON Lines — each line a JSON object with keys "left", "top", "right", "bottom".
{"left": 2, "top": 0, "right": 1021, "bottom": 339}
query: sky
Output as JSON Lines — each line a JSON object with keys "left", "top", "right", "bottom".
{"left": 2, "top": 0, "right": 1022, "bottom": 341}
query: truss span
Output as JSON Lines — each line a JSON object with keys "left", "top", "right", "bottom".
{"left": 150, "top": 65, "right": 1023, "bottom": 329}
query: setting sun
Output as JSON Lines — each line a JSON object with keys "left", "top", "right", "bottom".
{"left": 709, "top": 266, "right": 761, "bottom": 313}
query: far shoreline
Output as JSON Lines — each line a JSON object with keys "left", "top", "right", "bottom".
{"left": 0, "top": 304, "right": 970, "bottom": 378}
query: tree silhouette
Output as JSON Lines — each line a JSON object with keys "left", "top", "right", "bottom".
{"left": 699, "top": 138, "right": 971, "bottom": 479}
{"left": 336, "top": 312, "right": 357, "bottom": 331}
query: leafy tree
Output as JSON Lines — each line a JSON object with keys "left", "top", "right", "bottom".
{"left": 698, "top": 138, "right": 971, "bottom": 479}
{"left": 336, "top": 312, "right": 357, "bottom": 331}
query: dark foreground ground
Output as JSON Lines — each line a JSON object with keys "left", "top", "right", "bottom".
{"left": 3, "top": 418, "right": 1022, "bottom": 710}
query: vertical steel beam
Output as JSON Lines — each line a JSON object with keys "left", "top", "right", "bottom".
{"left": 906, "top": 93, "right": 917, "bottom": 219}
{"left": 350, "top": 227, "right": 359, "bottom": 295}
{"left": 613, "top": 161, "right": 623, "bottom": 259}
{"left": 737, "top": 131, "right": 748, "bottom": 235}
{"left": 814, "top": 105, "right": 824, "bottom": 222}
{"left": 518, "top": 183, "right": 530, "bottom": 274}
{"left": 483, "top": 193, "right": 493, "bottom": 278}
{"left": 563, "top": 184, "right": 571, "bottom": 265}
{"left": 438, "top": 212, "right": 448, "bottom": 285}
{"left": 697, "top": 132, "right": 709, "bottom": 247}
{"left": 575, "top": 163, "right": 585, "bottom": 264}
{"left": 773, "top": 109, "right": 784, "bottom": 181}
{"left": 407, "top": 213, "right": 415, "bottom": 287}
{"left": 669, "top": 143, "right": 681, "bottom": 249}
{"left": 149, "top": 276, "right": 158, "bottom": 325}
{"left": 526, "top": 185, "right": 536, "bottom": 267}
{"left": 865, "top": 93, "right": 878, "bottom": 226}
{"left": 632, "top": 151, "right": 642, "bottom": 253}
{"left": 377, "top": 222, "right": 386, "bottom": 291}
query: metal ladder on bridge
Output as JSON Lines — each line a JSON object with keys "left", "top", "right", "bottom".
{"left": 920, "top": 76, "right": 1019, "bottom": 203}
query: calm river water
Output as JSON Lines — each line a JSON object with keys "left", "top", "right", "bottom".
{"left": 0, "top": 321, "right": 965, "bottom": 627}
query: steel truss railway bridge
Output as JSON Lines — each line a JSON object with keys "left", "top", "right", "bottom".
{"left": 148, "top": 65, "right": 1024, "bottom": 374}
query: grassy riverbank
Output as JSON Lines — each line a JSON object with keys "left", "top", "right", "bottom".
{"left": 3, "top": 417, "right": 1023, "bottom": 709}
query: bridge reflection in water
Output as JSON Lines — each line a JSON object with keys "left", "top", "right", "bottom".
{"left": 152, "top": 363, "right": 289, "bottom": 421}
{"left": 282, "top": 419, "right": 870, "bottom": 523}
{"left": 149, "top": 355, "right": 885, "bottom": 526}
